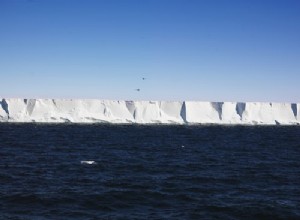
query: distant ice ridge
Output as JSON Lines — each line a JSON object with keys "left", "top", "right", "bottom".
{"left": 0, "top": 98, "right": 299, "bottom": 125}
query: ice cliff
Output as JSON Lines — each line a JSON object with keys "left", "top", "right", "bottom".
{"left": 0, "top": 98, "right": 299, "bottom": 125}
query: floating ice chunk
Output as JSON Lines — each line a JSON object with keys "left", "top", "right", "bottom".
{"left": 81, "top": 161, "right": 97, "bottom": 165}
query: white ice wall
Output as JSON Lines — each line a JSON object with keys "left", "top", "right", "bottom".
{"left": 241, "top": 102, "right": 297, "bottom": 125}
{"left": 185, "top": 102, "right": 221, "bottom": 123}
{"left": 221, "top": 102, "right": 242, "bottom": 124}
{"left": 0, "top": 98, "right": 299, "bottom": 125}
{"left": 296, "top": 103, "right": 300, "bottom": 122}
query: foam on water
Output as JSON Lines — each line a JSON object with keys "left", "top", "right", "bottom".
{"left": 81, "top": 161, "right": 97, "bottom": 165}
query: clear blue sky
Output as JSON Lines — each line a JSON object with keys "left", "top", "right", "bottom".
{"left": 0, "top": 0, "right": 299, "bottom": 102}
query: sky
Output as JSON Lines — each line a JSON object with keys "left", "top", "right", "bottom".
{"left": 0, "top": 0, "right": 299, "bottom": 102}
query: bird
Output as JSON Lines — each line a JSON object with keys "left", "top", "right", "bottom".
{"left": 142, "top": 77, "right": 146, "bottom": 80}
{"left": 135, "top": 89, "right": 141, "bottom": 92}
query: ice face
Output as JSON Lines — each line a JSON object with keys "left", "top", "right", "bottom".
{"left": 0, "top": 98, "right": 299, "bottom": 125}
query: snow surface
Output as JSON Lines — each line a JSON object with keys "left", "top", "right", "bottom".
{"left": 0, "top": 98, "right": 299, "bottom": 125}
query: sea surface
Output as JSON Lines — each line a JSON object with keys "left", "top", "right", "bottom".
{"left": 0, "top": 124, "right": 299, "bottom": 220}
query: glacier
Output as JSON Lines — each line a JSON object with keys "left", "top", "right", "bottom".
{"left": 0, "top": 98, "right": 299, "bottom": 125}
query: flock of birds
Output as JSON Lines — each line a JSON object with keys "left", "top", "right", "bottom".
{"left": 135, "top": 77, "right": 146, "bottom": 92}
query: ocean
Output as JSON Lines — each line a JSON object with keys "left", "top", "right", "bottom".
{"left": 0, "top": 124, "right": 299, "bottom": 219}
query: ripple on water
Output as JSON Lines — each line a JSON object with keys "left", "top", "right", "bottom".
{"left": 0, "top": 124, "right": 299, "bottom": 219}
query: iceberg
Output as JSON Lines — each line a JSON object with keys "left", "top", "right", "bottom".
{"left": 0, "top": 98, "right": 299, "bottom": 125}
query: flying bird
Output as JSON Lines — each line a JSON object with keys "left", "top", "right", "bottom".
{"left": 142, "top": 77, "right": 146, "bottom": 80}
{"left": 135, "top": 89, "right": 141, "bottom": 92}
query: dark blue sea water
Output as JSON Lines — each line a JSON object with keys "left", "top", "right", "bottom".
{"left": 0, "top": 124, "right": 299, "bottom": 219}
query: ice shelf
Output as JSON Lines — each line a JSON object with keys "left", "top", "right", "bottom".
{"left": 0, "top": 98, "right": 299, "bottom": 125}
